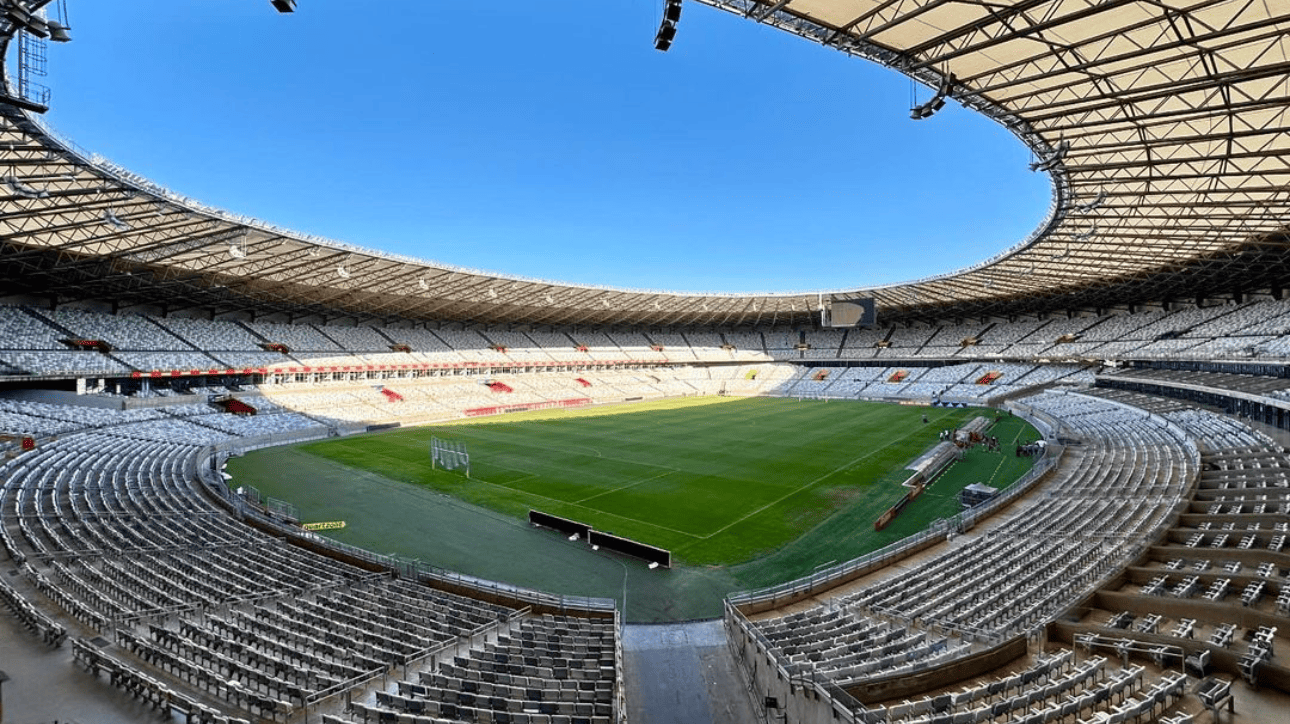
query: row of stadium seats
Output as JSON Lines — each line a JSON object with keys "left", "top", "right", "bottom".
{"left": 0, "top": 365, "right": 801, "bottom": 443}
{"left": 778, "top": 362, "right": 1097, "bottom": 404}
{"left": 0, "top": 305, "right": 760, "bottom": 373}
{"left": 1061, "top": 397, "right": 1289, "bottom": 688}
{"left": 872, "top": 656, "right": 1176, "bottom": 724}
{"left": 12, "top": 299, "right": 1290, "bottom": 378}
{"left": 381, "top": 616, "right": 619, "bottom": 721}
{"left": 72, "top": 638, "right": 252, "bottom": 724}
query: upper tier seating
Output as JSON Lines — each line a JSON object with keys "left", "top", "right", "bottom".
{"left": 8, "top": 298, "right": 1290, "bottom": 378}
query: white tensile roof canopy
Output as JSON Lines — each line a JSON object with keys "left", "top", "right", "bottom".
{"left": 0, "top": 0, "right": 1287, "bottom": 327}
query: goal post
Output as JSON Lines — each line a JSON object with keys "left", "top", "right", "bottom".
{"left": 430, "top": 436, "right": 470, "bottom": 477}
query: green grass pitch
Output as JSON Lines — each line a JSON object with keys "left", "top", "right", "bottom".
{"left": 280, "top": 396, "right": 1038, "bottom": 568}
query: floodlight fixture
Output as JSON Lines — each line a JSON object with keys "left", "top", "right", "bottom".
{"left": 1029, "top": 139, "right": 1070, "bottom": 172}
{"left": 1075, "top": 190, "right": 1107, "bottom": 213}
{"left": 655, "top": 23, "right": 676, "bottom": 50}
{"left": 5, "top": 175, "right": 47, "bottom": 199}
{"left": 102, "top": 209, "right": 129, "bottom": 230}
{"left": 910, "top": 73, "right": 955, "bottom": 120}
{"left": 655, "top": 0, "right": 682, "bottom": 51}
{"left": 46, "top": 18, "right": 70, "bottom": 42}
{"left": 271, "top": 0, "right": 297, "bottom": 12}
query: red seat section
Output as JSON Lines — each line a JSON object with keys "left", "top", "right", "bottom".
{"left": 213, "top": 398, "right": 258, "bottom": 415}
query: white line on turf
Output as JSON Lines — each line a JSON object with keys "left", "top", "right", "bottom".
{"left": 460, "top": 471, "right": 703, "bottom": 539}
{"left": 572, "top": 469, "right": 677, "bottom": 505}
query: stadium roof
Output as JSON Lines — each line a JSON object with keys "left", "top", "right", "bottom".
{"left": 1, "top": 0, "right": 1289, "bottom": 327}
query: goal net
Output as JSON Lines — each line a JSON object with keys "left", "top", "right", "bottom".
{"left": 430, "top": 436, "right": 470, "bottom": 476}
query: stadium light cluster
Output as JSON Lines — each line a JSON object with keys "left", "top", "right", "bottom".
{"left": 4, "top": 174, "right": 47, "bottom": 199}
{"left": 1029, "top": 139, "right": 1070, "bottom": 173}
{"left": 102, "top": 209, "right": 130, "bottom": 231}
{"left": 654, "top": 0, "right": 682, "bottom": 52}
{"left": 3, "top": 0, "right": 70, "bottom": 41}
{"left": 910, "top": 73, "right": 954, "bottom": 120}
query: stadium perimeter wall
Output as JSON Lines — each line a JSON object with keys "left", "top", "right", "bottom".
{"left": 844, "top": 635, "right": 1028, "bottom": 705}
{"left": 723, "top": 600, "right": 1026, "bottom": 722}
{"left": 731, "top": 526, "right": 947, "bottom": 616}
{"left": 0, "top": 389, "right": 131, "bottom": 409}
{"left": 725, "top": 601, "right": 866, "bottom": 724}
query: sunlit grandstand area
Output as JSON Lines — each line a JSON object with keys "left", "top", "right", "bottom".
{"left": 2, "top": 2, "right": 1290, "bottom": 724}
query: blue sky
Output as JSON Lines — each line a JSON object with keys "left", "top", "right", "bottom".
{"left": 37, "top": 0, "right": 1051, "bottom": 293}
